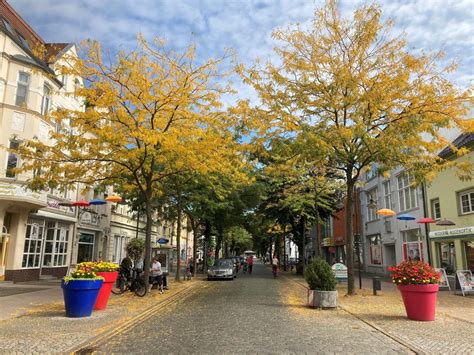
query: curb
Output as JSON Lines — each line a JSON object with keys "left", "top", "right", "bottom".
{"left": 281, "top": 273, "right": 421, "bottom": 354}
{"left": 71, "top": 280, "right": 207, "bottom": 354}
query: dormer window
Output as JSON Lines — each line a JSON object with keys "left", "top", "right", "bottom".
{"left": 17, "top": 33, "right": 29, "bottom": 49}
{"left": 2, "top": 19, "right": 14, "bottom": 34}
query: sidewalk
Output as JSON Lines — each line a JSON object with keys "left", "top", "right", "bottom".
{"left": 0, "top": 275, "right": 207, "bottom": 353}
{"left": 284, "top": 271, "right": 474, "bottom": 354}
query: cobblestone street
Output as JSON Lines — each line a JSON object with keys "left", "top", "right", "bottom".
{"left": 92, "top": 265, "right": 412, "bottom": 354}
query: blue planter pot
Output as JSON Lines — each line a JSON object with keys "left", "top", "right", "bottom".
{"left": 61, "top": 279, "right": 103, "bottom": 318}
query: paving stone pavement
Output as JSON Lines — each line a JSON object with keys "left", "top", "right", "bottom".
{"left": 94, "top": 264, "right": 413, "bottom": 354}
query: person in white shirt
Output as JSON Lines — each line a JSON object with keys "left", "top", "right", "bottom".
{"left": 149, "top": 257, "right": 163, "bottom": 294}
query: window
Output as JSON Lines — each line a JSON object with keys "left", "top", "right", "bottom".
{"left": 459, "top": 190, "right": 474, "bottom": 215}
{"left": 22, "top": 218, "right": 44, "bottom": 268}
{"left": 366, "top": 165, "right": 378, "bottom": 180}
{"left": 6, "top": 139, "right": 20, "bottom": 178}
{"left": 41, "top": 84, "right": 51, "bottom": 115}
{"left": 77, "top": 233, "right": 95, "bottom": 263}
{"left": 431, "top": 198, "right": 441, "bottom": 220}
{"left": 397, "top": 173, "right": 418, "bottom": 211}
{"left": 74, "top": 78, "right": 80, "bottom": 99}
{"left": 367, "top": 188, "right": 378, "bottom": 221}
{"left": 42, "top": 222, "right": 69, "bottom": 267}
{"left": 383, "top": 181, "right": 392, "bottom": 209}
{"left": 15, "top": 72, "right": 30, "bottom": 106}
{"left": 61, "top": 75, "right": 68, "bottom": 88}
{"left": 368, "top": 235, "right": 382, "bottom": 265}
{"left": 17, "top": 33, "right": 29, "bottom": 49}
{"left": 2, "top": 19, "right": 13, "bottom": 34}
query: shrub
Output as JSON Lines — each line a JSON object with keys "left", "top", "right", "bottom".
{"left": 304, "top": 258, "right": 337, "bottom": 291}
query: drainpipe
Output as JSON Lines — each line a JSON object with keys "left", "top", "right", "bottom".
{"left": 421, "top": 182, "right": 432, "bottom": 264}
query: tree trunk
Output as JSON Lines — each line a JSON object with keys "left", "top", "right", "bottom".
{"left": 346, "top": 179, "right": 356, "bottom": 295}
{"left": 315, "top": 205, "right": 322, "bottom": 258}
{"left": 203, "top": 220, "right": 211, "bottom": 271}
{"left": 175, "top": 191, "right": 182, "bottom": 281}
{"left": 301, "top": 216, "right": 306, "bottom": 275}
{"left": 143, "top": 190, "right": 153, "bottom": 286}
{"left": 191, "top": 219, "right": 198, "bottom": 277}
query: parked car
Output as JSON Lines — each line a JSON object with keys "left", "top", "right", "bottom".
{"left": 207, "top": 259, "right": 236, "bottom": 280}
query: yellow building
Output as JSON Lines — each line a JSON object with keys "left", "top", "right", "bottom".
{"left": 427, "top": 133, "right": 474, "bottom": 274}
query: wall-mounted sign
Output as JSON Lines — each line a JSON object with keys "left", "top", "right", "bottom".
{"left": 80, "top": 212, "right": 92, "bottom": 224}
{"left": 322, "top": 237, "right": 335, "bottom": 247}
{"left": 157, "top": 238, "right": 169, "bottom": 244}
{"left": 332, "top": 263, "right": 348, "bottom": 282}
{"left": 429, "top": 226, "right": 474, "bottom": 239}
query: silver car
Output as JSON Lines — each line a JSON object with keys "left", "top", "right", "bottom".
{"left": 207, "top": 259, "right": 236, "bottom": 280}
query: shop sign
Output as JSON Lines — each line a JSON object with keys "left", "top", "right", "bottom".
{"left": 434, "top": 268, "right": 450, "bottom": 290}
{"left": 80, "top": 212, "right": 92, "bottom": 224}
{"left": 322, "top": 237, "right": 335, "bottom": 247}
{"left": 456, "top": 270, "right": 474, "bottom": 296}
{"left": 332, "top": 263, "right": 348, "bottom": 281}
{"left": 429, "top": 226, "right": 474, "bottom": 239}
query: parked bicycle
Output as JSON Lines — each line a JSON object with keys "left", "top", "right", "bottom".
{"left": 112, "top": 267, "right": 147, "bottom": 297}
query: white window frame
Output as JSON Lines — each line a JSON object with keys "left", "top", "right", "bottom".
{"left": 15, "top": 71, "right": 30, "bottom": 106}
{"left": 5, "top": 139, "right": 21, "bottom": 178}
{"left": 367, "top": 188, "right": 378, "bottom": 221}
{"left": 42, "top": 221, "right": 69, "bottom": 267}
{"left": 431, "top": 198, "right": 441, "bottom": 220}
{"left": 383, "top": 180, "right": 392, "bottom": 209}
{"left": 22, "top": 218, "right": 45, "bottom": 268}
{"left": 459, "top": 189, "right": 474, "bottom": 215}
{"left": 397, "top": 172, "right": 418, "bottom": 212}
{"left": 41, "top": 84, "right": 52, "bottom": 115}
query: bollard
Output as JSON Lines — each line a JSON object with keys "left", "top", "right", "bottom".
{"left": 372, "top": 276, "right": 381, "bottom": 295}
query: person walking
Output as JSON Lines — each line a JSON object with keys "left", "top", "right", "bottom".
{"left": 246, "top": 255, "right": 254, "bottom": 274}
{"left": 272, "top": 255, "right": 279, "bottom": 277}
{"left": 149, "top": 257, "right": 164, "bottom": 294}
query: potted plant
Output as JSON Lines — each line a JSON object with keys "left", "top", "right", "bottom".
{"left": 78, "top": 262, "right": 119, "bottom": 310}
{"left": 61, "top": 267, "right": 103, "bottom": 318}
{"left": 304, "top": 258, "right": 338, "bottom": 308}
{"left": 389, "top": 260, "right": 441, "bottom": 321}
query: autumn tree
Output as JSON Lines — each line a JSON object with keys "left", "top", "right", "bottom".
{"left": 18, "top": 36, "right": 245, "bottom": 283}
{"left": 238, "top": 0, "right": 472, "bottom": 294}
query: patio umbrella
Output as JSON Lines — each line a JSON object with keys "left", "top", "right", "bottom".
{"left": 89, "top": 199, "right": 107, "bottom": 205}
{"left": 396, "top": 213, "right": 416, "bottom": 221}
{"left": 58, "top": 202, "right": 74, "bottom": 207}
{"left": 416, "top": 217, "right": 436, "bottom": 224}
{"left": 376, "top": 208, "right": 396, "bottom": 217}
{"left": 105, "top": 195, "right": 122, "bottom": 203}
{"left": 73, "top": 200, "right": 90, "bottom": 207}
{"left": 436, "top": 219, "right": 456, "bottom": 226}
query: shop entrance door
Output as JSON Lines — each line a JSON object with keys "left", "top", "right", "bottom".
{"left": 77, "top": 232, "right": 95, "bottom": 263}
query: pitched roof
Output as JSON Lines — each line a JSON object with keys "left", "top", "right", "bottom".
{"left": 44, "top": 43, "right": 70, "bottom": 62}
{"left": 439, "top": 132, "right": 474, "bottom": 158}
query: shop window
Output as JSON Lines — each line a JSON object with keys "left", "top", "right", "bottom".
{"left": 42, "top": 222, "right": 69, "bottom": 267}
{"left": 401, "top": 229, "right": 423, "bottom": 262}
{"left": 465, "top": 241, "right": 474, "bottom": 272}
{"left": 397, "top": 172, "right": 418, "bottom": 211}
{"left": 22, "top": 219, "right": 44, "bottom": 268}
{"left": 15, "top": 72, "right": 30, "bottom": 106}
{"left": 431, "top": 198, "right": 441, "bottom": 220}
{"left": 368, "top": 234, "right": 382, "bottom": 265}
{"left": 459, "top": 189, "right": 474, "bottom": 215}
{"left": 383, "top": 181, "right": 392, "bottom": 209}
{"left": 77, "top": 232, "right": 95, "bottom": 263}
{"left": 438, "top": 242, "right": 456, "bottom": 275}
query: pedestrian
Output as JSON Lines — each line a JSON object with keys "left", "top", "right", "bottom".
{"left": 149, "top": 257, "right": 163, "bottom": 294}
{"left": 120, "top": 255, "right": 133, "bottom": 281}
{"left": 246, "top": 255, "right": 254, "bottom": 274}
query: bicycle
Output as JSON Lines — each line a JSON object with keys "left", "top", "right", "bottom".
{"left": 112, "top": 268, "right": 147, "bottom": 297}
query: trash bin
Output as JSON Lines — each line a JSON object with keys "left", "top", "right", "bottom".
{"left": 372, "top": 276, "right": 381, "bottom": 295}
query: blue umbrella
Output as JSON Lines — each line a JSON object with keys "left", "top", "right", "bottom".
{"left": 396, "top": 213, "right": 416, "bottom": 221}
{"left": 89, "top": 199, "right": 107, "bottom": 205}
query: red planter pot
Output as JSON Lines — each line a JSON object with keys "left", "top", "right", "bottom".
{"left": 397, "top": 284, "right": 439, "bottom": 321}
{"left": 94, "top": 271, "right": 118, "bottom": 310}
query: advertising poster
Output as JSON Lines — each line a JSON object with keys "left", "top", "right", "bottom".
{"left": 403, "top": 242, "right": 423, "bottom": 262}
{"left": 370, "top": 244, "right": 382, "bottom": 265}
{"left": 434, "top": 268, "right": 450, "bottom": 290}
{"left": 456, "top": 270, "right": 474, "bottom": 296}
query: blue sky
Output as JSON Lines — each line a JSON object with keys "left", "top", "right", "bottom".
{"left": 10, "top": 0, "right": 473, "bottom": 102}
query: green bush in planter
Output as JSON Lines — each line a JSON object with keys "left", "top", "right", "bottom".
{"left": 304, "top": 258, "right": 337, "bottom": 291}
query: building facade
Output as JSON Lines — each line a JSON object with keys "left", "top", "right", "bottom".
{"left": 427, "top": 134, "right": 474, "bottom": 275}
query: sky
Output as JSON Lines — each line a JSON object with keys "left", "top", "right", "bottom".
{"left": 10, "top": 0, "right": 474, "bottom": 103}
